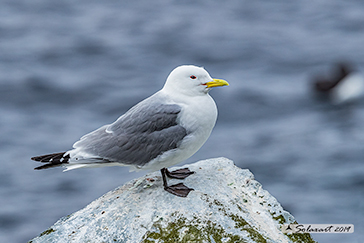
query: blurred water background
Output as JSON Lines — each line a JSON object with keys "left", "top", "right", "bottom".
{"left": 1, "top": 1, "right": 364, "bottom": 242}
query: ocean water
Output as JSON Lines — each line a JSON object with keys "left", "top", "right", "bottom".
{"left": 1, "top": 1, "right": 364, "bottom": 242}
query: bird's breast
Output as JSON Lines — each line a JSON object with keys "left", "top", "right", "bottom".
{"left": 178, "top": 95, "right": 217, "bottom": 135}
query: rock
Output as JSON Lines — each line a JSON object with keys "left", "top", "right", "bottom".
{"left": 29, "top": 158, "right": 316, "bottom": 243}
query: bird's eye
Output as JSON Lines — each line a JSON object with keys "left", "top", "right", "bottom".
{"left": 190, "top": 75, "right": 197, "bottom": 79}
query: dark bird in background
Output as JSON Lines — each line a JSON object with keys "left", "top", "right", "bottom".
{"left": 313, "top": 62, "right": 364, "bottom": 104}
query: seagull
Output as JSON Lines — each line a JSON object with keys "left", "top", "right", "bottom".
{"left": 313, "top": 63, "right": 364, "bottom": 104}
{"left": 31, "top": 65, "right": 229, "bottom": 197}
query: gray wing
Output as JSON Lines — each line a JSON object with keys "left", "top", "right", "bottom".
{"left": 73, "top": 98, "right": 187, "bottom": 166}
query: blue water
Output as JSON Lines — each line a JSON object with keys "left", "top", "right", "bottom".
{"left": 1, "top": 1, "right": 364, "bottom": 242}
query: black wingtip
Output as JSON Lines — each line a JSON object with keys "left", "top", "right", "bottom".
{"left": 31, "top": 152, "right": 70, "bottom": 170}
{"left": 34, "top": 163, "right": 62, "bottom": 170}
{"left": 31, "top": 152, "right": 66, "bottom": 162}
{"left": 31, "top": 156, "right": 40, "bottom": 161}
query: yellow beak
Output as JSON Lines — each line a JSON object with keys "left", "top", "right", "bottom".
{"left": 205, "top": 78, "right": 229, "bottom": 88}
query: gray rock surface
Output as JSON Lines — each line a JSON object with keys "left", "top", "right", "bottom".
{"left": 29, "top": 158, "right": 316, "bottom": 243}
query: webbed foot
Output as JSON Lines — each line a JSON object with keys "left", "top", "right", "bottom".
{"left": 164, "top": 183, "right": 194, "bottom": 197}
{"left": 166, "top": 168, "right": 195, "bottom": 179}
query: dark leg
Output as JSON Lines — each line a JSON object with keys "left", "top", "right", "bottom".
{"left": 165, "top": 168, "right": 195, "bottom": 179}
{"left": 160, "top": 168, "right": 194, "bottom": 197}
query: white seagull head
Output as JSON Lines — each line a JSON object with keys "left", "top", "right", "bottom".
{"left": 163, "top": 65, "right": 229, "bottom": 96}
